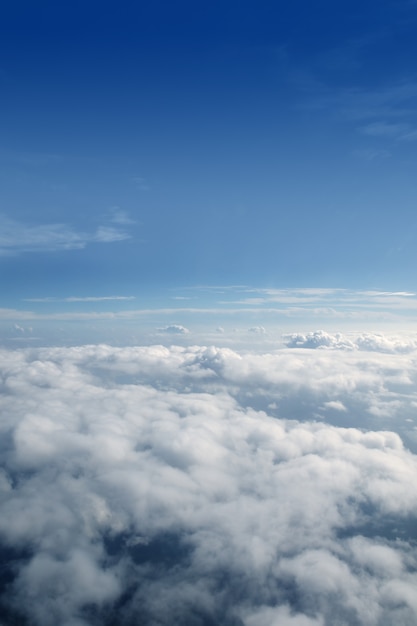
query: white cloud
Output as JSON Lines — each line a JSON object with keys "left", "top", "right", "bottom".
{"left": 0, "top": 214, "right": 130, "bottom": 255}
{"left": 0, "top": 342, "right": 417, "bottom": 624}
{"left": 2, "top": 287, "right": 417, "bottom": 334}
{"left": 352, "top": 148, "right": 391, "bottom": 161}
{"left": 323, "top": 400, "right": 347, "bottom": 412}
{"left": 400, "top": 129, "right": 417, "bottom": 141}
{"left": 248, "top": 325, "right": 266, "bottom": 334}
{"left": 360, "top": 121, "right": 409, "bottom": 137}
{"left": 24, "top": 296, "right": 136, "bottom": 303}
{"left": 109, "top": 207, "right": 136, "bottom": 225}
{"left": 285, "top": 330, "right": 417, "bottom": 353}
{"left": 355, "top": 333, "right": 417, "bottom": 353}
{"left": 215, "top": 286, "right": 417, "bottom": 316}
{"left": 157, "top": 324, "right": 190, "bottom": 334}
{"left": 305, "top": 80, "right": 417, "bottom": 123}
{"left": 360, "top": 121, "right": 417, "bottom": 142}
{"left": 285, "top": 330, "right": 356, "bottom": 349}
{"left": 297, "top": 78, "right": 417, "bottom": 158}
{"left": 13, "top": 324, "right": 31, "bottom": 333}
{"left": 93, "top": 226, "right": 130, "bottom": 243}
{"left": 132, "top": 176, "right": 149, "bottom": 190}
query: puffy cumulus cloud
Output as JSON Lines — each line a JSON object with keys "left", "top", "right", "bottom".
{"left": 355, "top": 333, "right": 417, "bottom": 353}
{"left": 157, "top": 324, "right": 190, "bottom": 334}
{"left": 285, "top": 330, "right": 417, "bottom": 353}
{"left": 248, "top": 325, "right": 267, "bottom": 334}
{"left": 1, "top": 342, "right": 417, "bottom": 625}
{"left": 285, "top": 330, "right": 356, "bottom": 349}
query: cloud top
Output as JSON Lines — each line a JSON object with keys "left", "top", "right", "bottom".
{"left": 1, "top": 343, "right": 417, "bottom": 625}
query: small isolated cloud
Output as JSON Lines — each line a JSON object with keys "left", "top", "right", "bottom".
{"left": 109, "top": 207, "right": 136, "bottom": 225}
{"left": 8, "top": 324, "right": 34, "bottom": 341}
{"left": 13, "top": 324, "right": 30, "bottom": 333}
{"left": 0, "top": 214, "right": 130, "bottom": 256}
{"left": 157, "top": 324, "right": 189, "bottom": 334}
{"left": 248, "top": 325, "right": 266, "bottom": 334}
{"left": 132, "top": 176, "right": 149, "bottom": 190}
{"left": 323, "top": 400, "right": 347, "bottom": 412}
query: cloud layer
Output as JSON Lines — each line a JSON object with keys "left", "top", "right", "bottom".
{"left": 1, "top": 341, "right": 417, "bottom": 625}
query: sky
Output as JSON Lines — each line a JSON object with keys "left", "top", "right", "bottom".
{"left": 3, "top": 4, "right": 417, "bottom": 626}
{"left": 2, "top": 0, "right": 417, "bottom": 341}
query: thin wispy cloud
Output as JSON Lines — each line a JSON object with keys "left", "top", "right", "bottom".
{"left": 1, "top": 289, "right": 417, "bottom": 329}
{"left": 298, "top": 79, "right": 417, "bottom": 141}
{"left": 360, "top": 121, "right": 410, "bottom": 137}
{"left": 399, "top": 128, "right": 417, "bottom": 141}
{"left": 109, "top": 207, "right": 136, "bottom": 225}
{"left": 360, "top": 121, "right": 417, "bottom": 142}
{"left": 132, "top": 176, "right": 149, "bottom": 190}
{"left": 0, "top": 215, "right": 130, "bottom": 256}
{"left": 0, "top": 150, "right": 62, "bottom": 167}
{"left": 93, "top": 226, "right": 130, "bottom": 243}
{"left": 216, "top": 287, "right": 417, "bottom": 309}
{"left": 335, "top": 82, "right": 417, "bottom": 121}
{"left": 352, "top": 148, "right": 391, "bottom": 161}
{"left": 24, "top": 296, "right": 136, "bottom": 303}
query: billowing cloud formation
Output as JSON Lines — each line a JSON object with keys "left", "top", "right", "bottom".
{"left": 1, "top": 342, "right": 417, "bottom": 625}
{"left": 285, "top": 330, "right": 356, "bottom": 349}
{"left": 285, "top": 330, "right": 417, "bottom": 353}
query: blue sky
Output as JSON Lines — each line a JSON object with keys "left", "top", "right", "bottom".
{"left": 2, "top": 0, "right": 417, "bottom": 341}
{"left": 4, "top": 6, "right": 417, "bottom": 622}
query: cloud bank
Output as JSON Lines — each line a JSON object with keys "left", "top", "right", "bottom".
{"left": 285, "top": 330, "right": 417, "bottom": 353}
{"left": 1, "top": 341, "right": 417, "bottom": 625}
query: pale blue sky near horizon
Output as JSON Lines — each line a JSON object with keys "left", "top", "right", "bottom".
{"left": 2, "top": 0, "right": 417, "bottom": 341}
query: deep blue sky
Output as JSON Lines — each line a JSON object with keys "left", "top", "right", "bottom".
{"left": 2, "top": 0, "right": 417, "bottom": 332}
